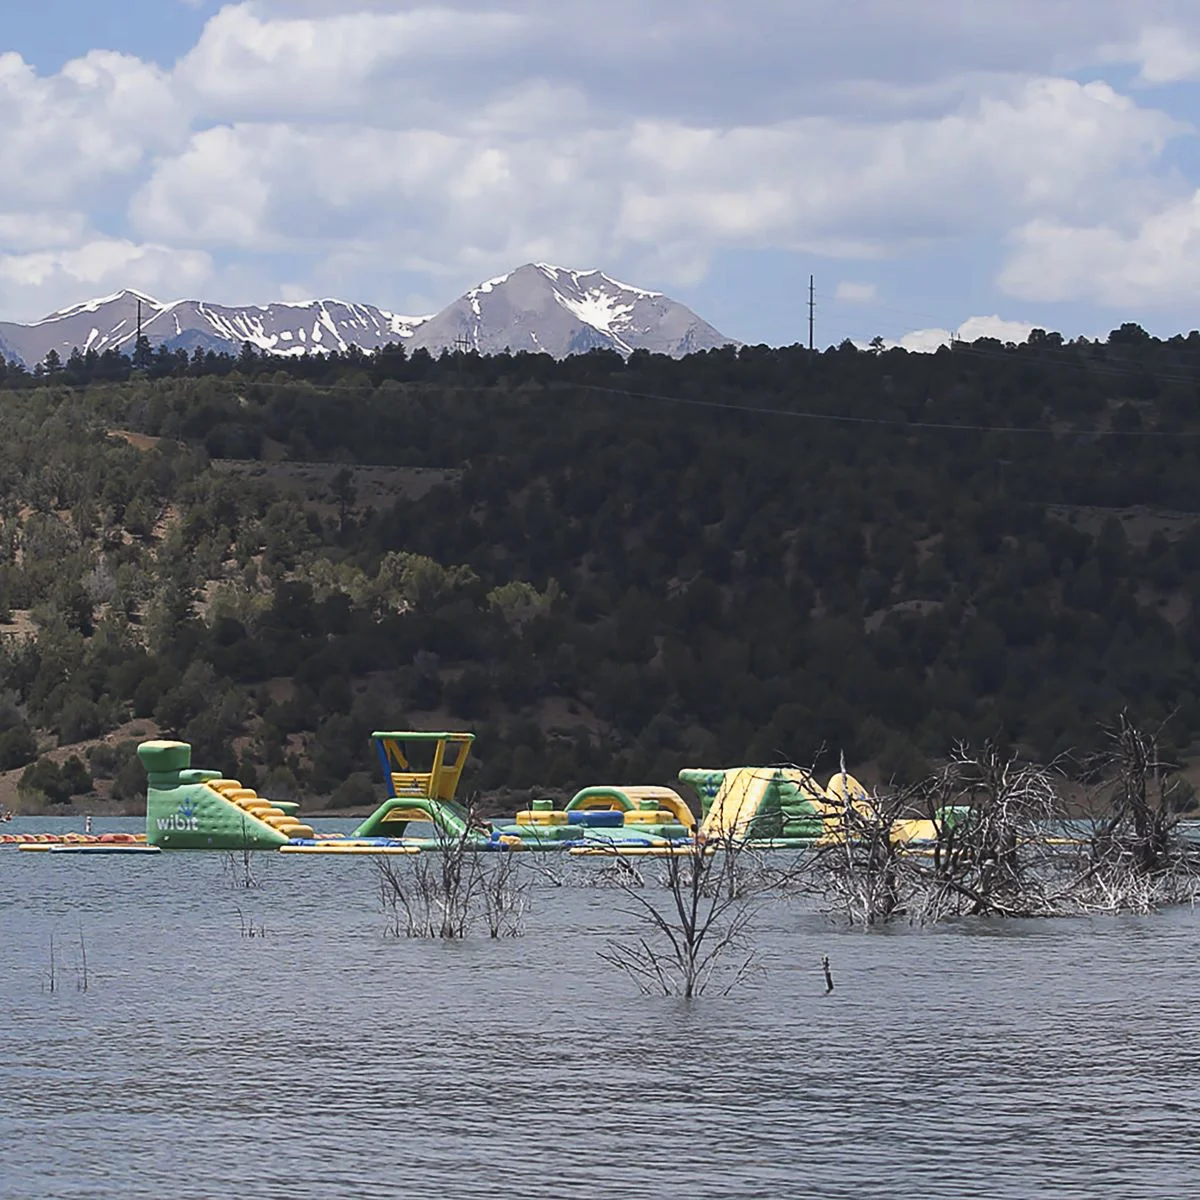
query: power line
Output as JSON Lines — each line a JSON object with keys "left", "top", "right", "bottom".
{"left": 20, "top": 373, "right": 1200, "bottom": 437}
{"left": 14, "top": 344, "right": 1200, "bottom": 439}
{"left": 565, "top": 383, "right": 1199, "bottom": 437}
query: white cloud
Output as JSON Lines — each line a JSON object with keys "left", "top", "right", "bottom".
{"left": 0, "top": 212, "right": 88, "bottom": 252}
{"left": 0, "top": 51, "right": 184, "bottom": 206}
{"left": 238, "top": 2, "right": 1192, "bottom": 114}
{"left": 130, "top": 117, "right": 637, "bottom": 283}
{"left": 176, "top": 5, "right": 529, "bottom": 121}
{"left": 130, "top": 125, "right": 278, "bottom": 248}
{"left": 1000, "top": 195, "right": 1200, "bottom": 306}
{"left": 834, "top": 281, "right": 877, "bottom": 304}
{"left": 4, "top": 1, "right": 1200, "bottom": 325}
{"left": 160, "top": 1, "right": 1200, "bottom": 149}
{"left": 894, "top": 327, "right": 954, "bottom": 353}
{"left": 895, "top": 315, "right": 1036, "bottom": 353}
{"left": 0, "top": 240, "right": 213, "bottom": 321}
{"left": 956, "top": 315, "right": 1037, "bottom": 343}
{"left": 124, "top": 74, "right": 1179, "bottom": 302}
{"left": 619, "top": 79, "right": 1176, "bottom": 258}
{"left": 1109, "top": 24, "right": 1200, "bottom": 83}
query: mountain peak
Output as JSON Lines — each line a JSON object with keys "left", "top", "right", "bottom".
{"left": 43, "top": 288, "right": 163, "bottom": 323}
{"left": 411, "top": 262, "right": 725, "bottom": 357}
{"left": 532, "top": 263, "right": 662, "bottom": 298}
{"left": 0, "top": 265, "right": 736, "bottom": 366}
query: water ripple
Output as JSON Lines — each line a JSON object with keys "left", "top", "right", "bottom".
{"left": 2, "top": 825, "right": 1200, "bottom": 1198}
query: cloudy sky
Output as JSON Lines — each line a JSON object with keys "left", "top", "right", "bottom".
{"left": 6, "top": 1, "right": 1200, "bottom": 348}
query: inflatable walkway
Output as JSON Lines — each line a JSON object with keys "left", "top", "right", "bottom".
{"left": 352, "top": 734, "right": 698, "bottom": 849}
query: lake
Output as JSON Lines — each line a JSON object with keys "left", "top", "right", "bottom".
{"left": 3, "top": 816, "right": 1200, "bottom": 1199}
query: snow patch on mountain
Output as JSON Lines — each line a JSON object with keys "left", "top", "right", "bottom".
{"left": 468, "top": 272, "right": 513, "bottom": 316}
{"left": 552, "top": 287, "right": 635, "bottom": 347}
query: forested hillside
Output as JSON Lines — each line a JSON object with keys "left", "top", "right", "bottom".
{"left": 4, "top": 325, "right": 1200, "bottom": 810}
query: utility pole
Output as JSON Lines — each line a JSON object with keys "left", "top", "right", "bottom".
{"left": 808, "top": 274, "right": 815, "bottom": 352}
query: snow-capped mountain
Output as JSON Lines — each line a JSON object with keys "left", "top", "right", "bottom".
{"left": 0, "top": 290, "right": 428, "bottom": 367}
{"left": 0, "top": 264, "right": 736, "bottom": 366}
{"left": 406, "top": 263, "right": 732, "bottom": 357}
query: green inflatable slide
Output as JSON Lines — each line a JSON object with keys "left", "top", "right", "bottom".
{"left": 140, "top": 740, "right": 314, "bottom": 850}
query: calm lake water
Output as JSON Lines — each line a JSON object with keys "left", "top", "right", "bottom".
{"left": 3, "top": 816, "right": 1200, "bottom": 1199}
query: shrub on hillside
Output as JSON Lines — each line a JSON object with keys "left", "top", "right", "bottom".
{"left": 262, "top": 765, "right": 301, "bottom": 802}
{"left": 61, "top": 755, "right": 93, "bottom": 797}
{"left": 87, "top": 742, "right": 122, "bottom": 779}
{"left": 0, "top": 723, "right": 38, "bottom": 771}
{"left": 110, "top": 748, "right": 147, "bottom": 804}
{"left": 57, "top": 695, "right": 104, "bottom": 745}
{"left": 19, "top": 757, "right": 71, "bottom": 805}
{"left": 328, "top": 772, "right": 376, "bottom": 810}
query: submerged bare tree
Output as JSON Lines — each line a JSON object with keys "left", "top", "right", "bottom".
{"left": 42, "top": 923, "right": 94, "bottom": 992}
{"left": 1076, "top": 712, "right": 1200, "bottom": 912}
{"left": 807, "top": 721, "right": 1200, "bottom": 925}
{"left": 375, "top": 797, "right": 529, "bottom": 939}
{"left": 477, "top": 848, "right": 531, "bottom": 939}
{"left": 377, "top": 852, "right": 468, "bottom": 939}
{"left": 914, "top": 741, "right": 1065, "bottom": 921}
{"left": 221, "top": 816, "right": 264, "bottom": 890}
{"left": 807, "top": 741, "right": 1069, "bottom": 924}
{"left": 76, "top": 923, "right": 89, "bottom": 992}
{"left": 808, "top": 783, "right": 915, "bottom": 926}
{"left": 598, "top": 828, "right": 762, "bottom": 998}
{"left": 44, "top": 931, "right": 56, "bottom": 994}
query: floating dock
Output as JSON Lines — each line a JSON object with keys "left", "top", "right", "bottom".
{"left": 278, "top": 841, "right": 420, "bottom": 856}
{"left": 19, "top": 843, "right": 162, "bottom": 855}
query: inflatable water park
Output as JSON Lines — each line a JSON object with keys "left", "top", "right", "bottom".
{"left": 0, "top": 730, "right": 946, "bottom": 857}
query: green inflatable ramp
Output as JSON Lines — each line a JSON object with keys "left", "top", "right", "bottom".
{"left": 140, "top": 740, "right": 314, "bottom": 850}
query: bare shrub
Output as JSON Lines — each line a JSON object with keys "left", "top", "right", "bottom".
{"left": 807, "top": 741, "right": 1071, "bottom": 924}
{"left": 375, "top": 797, "right": 529, "bottom": 939}
{"left": 808, "top": 783, "right": 916, "bottom": 926}
{"left": 377, "top": 850, "right": 474, "bottom": 939}
{"left": 221, "top": 816, "right": 264, "bottom": 889}
{"left": 912, "top": 741, "right": 1065, "bottom": 921}
{"left": 1075, "top": 712, "right": 1200, "bottom": 912}
{"left": 222, "top": 847, "right": 261, "bottom": 890}
{"left": 478, "top": 851, "right": 531, "bottom": 939}
{"left": 807, "top": 725, "right": 1200, "bottom": 925}
{"left": 591, "top": 857, "right": 646, "bottom": 890}
{"left": 598, "top": 831, "right": 761, "bottom": 998}
{"left": 235, "top": 905, "right": 266, "bottom": 938}
{"left": 44, "top": 932, "right": 56, "bottom": 994}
